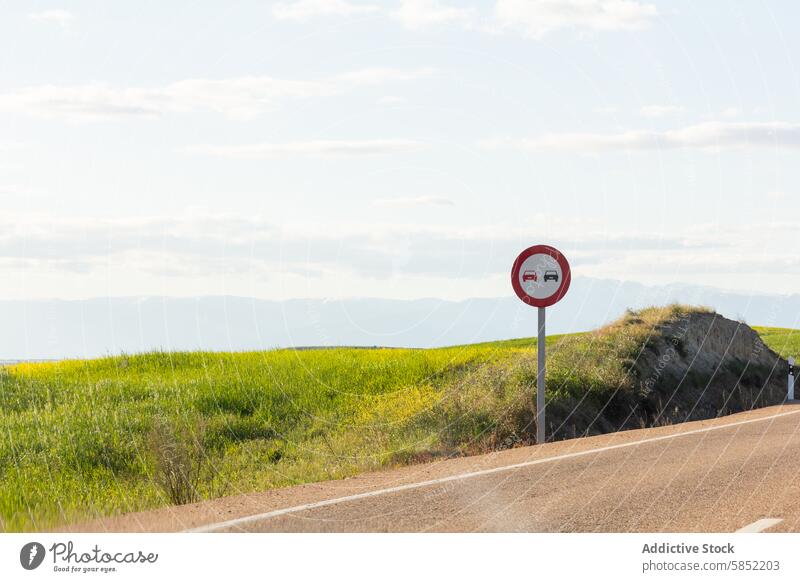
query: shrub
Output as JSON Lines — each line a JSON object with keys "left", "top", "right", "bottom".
{"left": 148, "top": 417, "right": 208, "bottom": 505}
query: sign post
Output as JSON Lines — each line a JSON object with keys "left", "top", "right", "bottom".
{"left": 789, "top": 357, "right": 795, "bottom": 401}
{"left": 537, "top": 306, "right": 546, "bottom": 445}
{"left": 511, "top": 245, "right": 571, "bottom": 445}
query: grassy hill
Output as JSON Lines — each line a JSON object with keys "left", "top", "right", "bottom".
{"left": 0, "top": 305, "right": 793, "bottom": 531}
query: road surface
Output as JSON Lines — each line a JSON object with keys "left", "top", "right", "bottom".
{"left": 76, "top": 404, "right": 800, "bottom": 533}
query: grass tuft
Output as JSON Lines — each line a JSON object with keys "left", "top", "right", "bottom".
{"left": 148, "top": 417, "right": 209, "bottom": 506}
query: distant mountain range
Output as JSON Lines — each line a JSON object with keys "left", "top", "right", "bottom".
{"left": 2, "top": 277, "right": 799, "bottom": 360}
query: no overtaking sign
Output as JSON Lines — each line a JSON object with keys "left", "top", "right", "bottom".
{"left": 511, "top": 244, "right": 571, "bottom": 308}
{"left": 511, "top": 244, "right": 571, "bottom": 444}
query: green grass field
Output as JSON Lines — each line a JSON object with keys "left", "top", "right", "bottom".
{"left": 752, "top": 326, "right": 800, "bottom": 359}
{"left": 0, "top": 306, "right": 795, "bottom": 531}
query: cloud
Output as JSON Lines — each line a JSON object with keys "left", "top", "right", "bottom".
{"left": 28, "top": 9, "right": 74, "bottom": 27}
{"left": 594, "top": 106, "right": 619, "bottom": 114}
{"left": 335, "top": 67, "right": 434, "bottom": 85}
{"left": 6, "top": 211, "right": 800, "bottom": 301}
{"left": 494, "top": 0, "right": 658, "bottom": 38}
{"left": 481, "top": 122, "right": 800, "bottom": 152}
{"left": 184, "top": 139, "right": 423, "bottom": 158}
{"left": 640, "top": 104, "right": 684, "bottom": 118}
{"left": 0, "top": 212, "right": 726, "bottom": 283}
{"left": 392, "top": 0, "right": 475, "bottom": 30}
{"left": 0, "top": 68, "right": 431, "bottom": 122}
{"left": 373, "top": 196, "right": 455, "bottom": 207}
{"left": 0, "top": 79, "right": 332, "bottom": 121}
{"left": 0, "top": 184, "right": 27, "bottom": 195}
{"left": 378, "top": 96, "right": 406, "bottom": 105}
{"left": 720, "top": 107, "right": 742, "bottom": 118}
{"left": 0, "top": 141, "right": 27, "bottom": 151}
{"left": 273, "top": 0, "right": 379, "bottom": 20}
{"left": 274, "top": 0, "right": 656, "bottom": 38}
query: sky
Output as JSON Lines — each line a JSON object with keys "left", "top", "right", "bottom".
{"left": 1, "top": 0, "right": 799, "bottom": 302}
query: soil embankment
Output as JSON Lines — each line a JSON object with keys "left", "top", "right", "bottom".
{"left": 551, "top": 309, "right": 788, "bottom": 437}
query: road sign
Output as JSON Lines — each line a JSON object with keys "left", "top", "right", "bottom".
{"left": 510, "top": 244, "right": 571, "bottom": 445}
{"left": 511, "top": 244, "right": 571, "bottom": 308}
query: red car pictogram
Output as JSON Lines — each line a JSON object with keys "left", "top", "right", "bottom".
{"left": 522, "top": 270, "right": 537, "bottom": 282}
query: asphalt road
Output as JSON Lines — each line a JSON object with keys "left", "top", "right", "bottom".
{"left": 81, "top": 404, "right": 800, "bottom": 533}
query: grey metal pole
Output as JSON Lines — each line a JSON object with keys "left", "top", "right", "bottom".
{"left": 537, "top": 306, "right": 546, "bottom": 444}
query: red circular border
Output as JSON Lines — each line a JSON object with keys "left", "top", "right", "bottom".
{"left": 511, "top": 244, "right": 571, "bottom": 308}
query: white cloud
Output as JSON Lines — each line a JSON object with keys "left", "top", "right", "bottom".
{"left": 184, "top": 139, "right": 423, "bottom": 158}
{"left": 0, "top": 79, "right": 331, "bottom": 121}
{"left": 482, "top": 122, "right": 800, "bottom": 152}
{"left": 494, "top": 0, "right": 658, "bottom": 38}
{"left": 392, "top": 0, "right": 475, "bottom": 30}
{"left": 0, "top": 141, "right": 27, "bottom": 151}
{"left": 335, "top": 67, "right": 434, "bottom": 85}
{"left": 276, "top": 0, "right": 657, "bottom": 37}
{"left": 273, "top": 0, "right": 379, "bottom": 20}
{"left": 378, "top": 96, "right": 406, "bottom": 104}
{"left": 5, "top": 211, "right": 800, "bottom": 301}
{"left": 640, "top": 104, "right": 684, "bottom": 118}
{"left": 0, "top": 185, "right": 18, "bottom": 194}
{"left": 720, "top": 107, "right": 742, "bottom": 118}
{"left": 0, "top": 68, "right": 431, "bottom": 122}
{"left": 28, "top": 9, "right": 74, "bottom": 27}
{"left": 0, "top": 212, "right": 722, "bottom": 277}
{"left": 2, "top": 212, "right": 790, "bottom": 293}
{"left": 594, "top": 106, "right": 619, "bottom": 114}
{"left": 373, "top": 196, "right": 455, "bottom": 207}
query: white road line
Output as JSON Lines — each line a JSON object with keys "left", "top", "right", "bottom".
{"left": 736, "top": 518, "right": 783, "bottom": 533}
{"left": 186, "top": 407, "right": 800, "bottom": 533}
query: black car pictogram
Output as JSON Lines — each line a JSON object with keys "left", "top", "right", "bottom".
{"left": 543, "top": 270, "right": 559, "bottom": 282}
